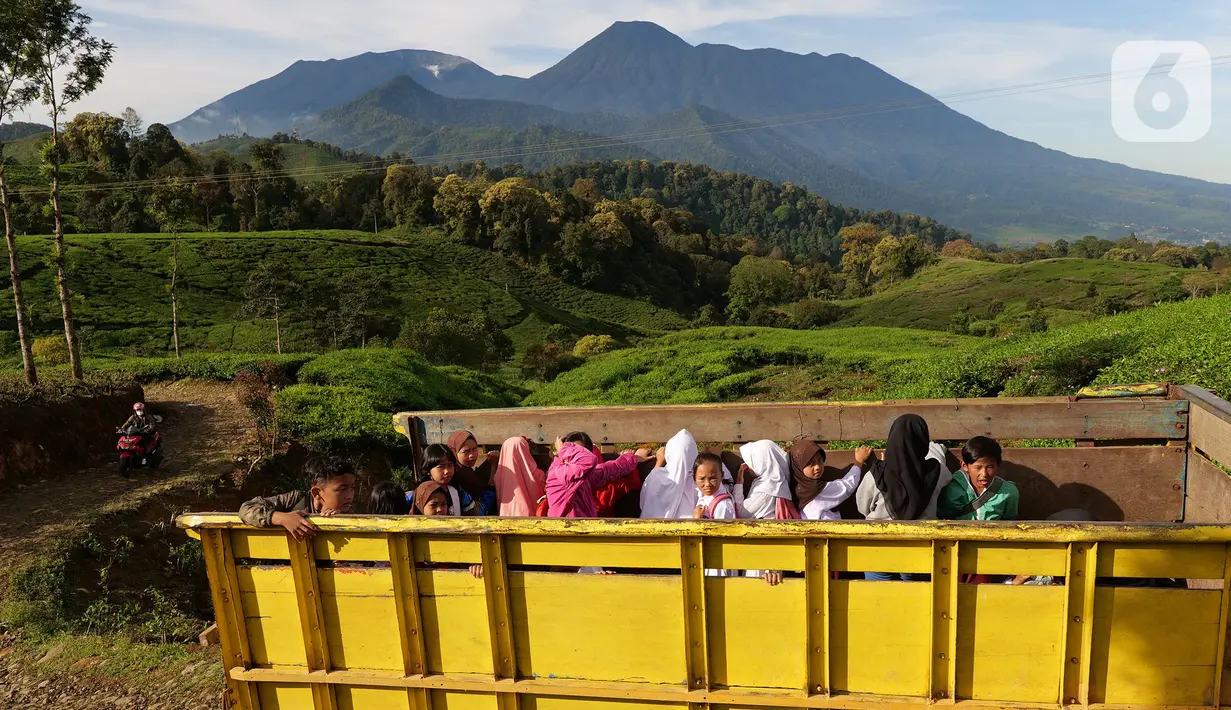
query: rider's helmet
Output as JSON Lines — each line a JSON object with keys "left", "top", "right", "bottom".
{"left": 133, "top": 402, "right": 146, "bottom": 413}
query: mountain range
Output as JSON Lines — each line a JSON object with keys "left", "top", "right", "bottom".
{"left": 170, "top": 21, "right": 1231, "bottom": 243}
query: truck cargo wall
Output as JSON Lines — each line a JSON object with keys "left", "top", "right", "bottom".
{"left": 0, "top": 384, "right": 144, "bottom": 488}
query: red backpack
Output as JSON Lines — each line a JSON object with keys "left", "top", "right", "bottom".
{"left": 706, "top": 492, "right": 739, "bottom": 519}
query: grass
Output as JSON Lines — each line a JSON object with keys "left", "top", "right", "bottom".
{"left": 529, "top": 294, "right": 1231, "bottom": 406}
{"left": 831, "top": 258, "right": 1188, "bottom": 333}
{"left": 5, "top": 230, "right": 689, "bottom": 358}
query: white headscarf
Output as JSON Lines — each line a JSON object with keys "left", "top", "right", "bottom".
{"left": 640, "top": 429, "right": 699, "bottom": 519}
{"left": 740, "top": 440, "right": 792, "bottom": 501}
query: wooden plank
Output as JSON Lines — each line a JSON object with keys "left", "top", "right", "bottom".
{"left": 957, "top": 543, "right": 1067, "bottom": 577}
{"left": 1096, "top": 543, "right": 1226, "bottom": 580}
{"left": 1192, "top": 405, "right": 1231, "bottom": 469}
{"left": 930, "top": 541, "right": 959, "bottom": 701}
{"left": 202, "top": 529, "right": 261, "bottom": 710}
{"left": 805, "top": 539, "right": 830, "bottom": 696}
{"left": 180, "top": 514, "right": 1231, "bottom": 544}
{"left": 290, "top": 537, "right": 339, "bottom": 710}
{"left": 400, "top": 399, "right": 1189, "bottom": 447}
{"left": 1185, "top": 452, "right": 1231, "bottom": 525}
{"left": 1061, "top": 542, "right": 1097, "bottom": 706}
{"left": 479, "top": 536, "right": 516, "bottom": 682}
{"left": 506, "top": 537, "right": 679, "bottom": 569}
{"left": 681, "top": 537, "right": 709, "bottom": 692}
{"left": 825, "top": 446, "right": 1187, "bottom": 523}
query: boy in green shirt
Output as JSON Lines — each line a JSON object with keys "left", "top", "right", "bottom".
{"left": 938, "top": 436, "right": 1019, "bottom": 521}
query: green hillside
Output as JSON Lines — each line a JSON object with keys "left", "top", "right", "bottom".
{"left": 4, "top": 230, "right": 689, "bottom": 356}
{"left": 529, "top": 293, "right": 1231, "bottom": 405}
{"left": 2, "top": 131, "right": 49, "bottom": 165}
{"left": 192, "top": 136, "right": 362, "bottom": 182}
{"left": 832, "top": 258, "right": 1189, "bottom": 332}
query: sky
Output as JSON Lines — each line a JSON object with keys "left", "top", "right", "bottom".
{"left": 14, "top": 0, "right": 1230, "bottom": 184}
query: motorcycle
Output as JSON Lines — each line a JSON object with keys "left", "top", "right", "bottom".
{"left": 116, "top": 425, "right": 163, "bottom": 477}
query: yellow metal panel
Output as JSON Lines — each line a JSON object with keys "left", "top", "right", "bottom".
{"left": 931, "top": 542, "right": 959, "bottom": 701}
{"left": 522, "top": 698, "right": 671, "bottom": 710}
{"left": 830, "top": 580, "right": 930, "bottom": 696}
{"left": 707, "top": 576, "right": 806, "bottom": 690}
{"left": 804, "top": 540, "right": 830, "bottom": 695}
{"left": 702, "top": 540, "right": 804, "bottom": 572}
{"left": 428, "top": 691, "right": 497, "bottom": 709}
{"left": 415, "top": 536, "right": 483, "bottom": 564}
{"left": 256, "top": 683, "right": 313, "bottom": 710}
{"left": 318, "top": 568, "right": 403, "bottom": 671}
{"left": 511, "top": 571, "right": 686, "bottom": 685}
{"left": 417, "top": 569, "right": 494, "bottom": 676}
{"left": 681, "top": 538, "right": 708, "bottom": 692}
{"left": 335, "top": 686, "right": 412, "bottom": 710}
{"left": 1091, "top": 588, "right": 1222, "bottom": 706}
{"left": 506, "top": 537, "right": 679, "bottom": 569}
{"left": 237, "top": 565, "right": 308, "bottom": 668}
{"left": 1061, "top": 542, "right": 1097, "bottom": 706}
{"left": 957, "top": 543, "right": 1067, "bottom": 577}
{"left": 314, "top": 534, "right": 394, "bottom": 562}
{"left": 1096, "top": 544, "right": 1226, "bottom": 580}
{"left": 830, "top": 541, "right": 931, "bottom": 574}
{"left": 233, "top": 529, "right": 291, "bottom": 560}
{"left": 181, "top": 513, "right": 1231, "bottom": 545}
{"left": 956, "top": 585, "right": 1065, "bottom": 703}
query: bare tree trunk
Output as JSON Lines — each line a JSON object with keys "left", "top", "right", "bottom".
{"left": 274, "top": 303, "right": 282, "bottom": 355}
{"left": 48, "top": 101, "right": 83, "bottom": 379}
{"left": 0, "top": 157, "right": 37, "bottom": 385}
{"left": 170, "top": 234, "right": 181, "bottom": 359}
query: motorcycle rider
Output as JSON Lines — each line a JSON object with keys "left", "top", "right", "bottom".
{"left": 119, "top": 402, "right": 157, "bottom": 450}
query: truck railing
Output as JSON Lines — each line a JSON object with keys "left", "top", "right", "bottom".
{"left": 178, "top": 515, "right": 1231, "bottom": 710}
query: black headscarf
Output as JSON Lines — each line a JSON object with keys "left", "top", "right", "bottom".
{"left": 869, "top": 414, "right": 941, "bottom": 520}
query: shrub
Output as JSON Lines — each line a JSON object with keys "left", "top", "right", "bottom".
{"left": 89, "top": 353, "right": 313, "bottom": 382}
{"left": 573, "top": 334, "right": 617, "bottom": 358}
{"left": 32, "top": 336, "right": 70, "bottom": 364}
{"left": 1153, "top": 276, "right": 1187, "bottom": 303}
{"left": 1096, "top": 294, "right": 1128, "bottom": 316}
{"left": 396, "top": 308, "right": 513, "bottom": 371}
{"left": 277, "top": 385, "right": 401, "bottom": 452}
{"left": 789, "top": 299, "right": 843, "bottom": 329}
{"left": 521, "top": 343, "right": 581, "bottom": 382}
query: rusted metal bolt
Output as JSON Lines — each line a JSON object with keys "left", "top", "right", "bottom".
{"left": 816, "top": 685, "right": 825, "bottom": 693}
{"left": 938, "top": 653, "right": 946, "bottom": 659}
{"left": 1070, "top": 657, "right": 1078, "bottom": 664}
{"left": 941, "top": 568, "right": 949, "bottom": 575}
{"left": 1073, "top": 616, "right": 1082, "bottom": 623}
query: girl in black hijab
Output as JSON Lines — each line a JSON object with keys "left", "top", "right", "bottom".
{"left": 855, "top": 414, "right": 953, "bottom": 580}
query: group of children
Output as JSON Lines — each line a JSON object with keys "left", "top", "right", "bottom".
{"left": 239, "top": 415, "right": 1023, "bottom": 577}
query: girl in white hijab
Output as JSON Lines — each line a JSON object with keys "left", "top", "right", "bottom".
{"left": 733, "top": 440, "right": 798, "bottom": 586}
{"left": 640, "top": 429, "right": 699, "bottom": 519}
{"left": 735, "top": 440, "right": 799, "bottom": 520}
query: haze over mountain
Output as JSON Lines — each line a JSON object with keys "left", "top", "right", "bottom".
{"left": 170, "top": 21, "right": 1231, "bottom": 243}
{"left": 169, "top": 50, "right": 522, "bottom": 143}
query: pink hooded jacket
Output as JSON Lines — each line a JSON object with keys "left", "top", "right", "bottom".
{"left": 546, "top": 442, "right": 638, "bottom": 518}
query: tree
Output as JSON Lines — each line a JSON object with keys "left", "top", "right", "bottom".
{"left": 0, "top": 0, "right": 39, "bottom": 384}
{"left": 725, "top": 255, "right": 802, "bottom": 322}
{"left": 433, "top": 174, "right": 485, "bottom": 241}
{"left": 480, "top": 178, "right": 552, "bottom": 262}
{"left": 243, "top": 263, "right": 298, "bottom": 354}
{"left": 119, "top": 106, "right": 142, "bottom": 138}
{"left": 1150, "top": 246, "right": 1195, "bottom": 269}
{"left": 382, "top": 163, "right": 437, "bottom": 228}
{"left": 870, "top": 234, "right": 934, "bottom": 286}
{"left": 150, "top": 177, "right": 197, "bottom": 359}
{"left": 1183, "top": 272, "right": 1217, "bottom": 300}
{"left": 838, "top": 222, "right": 887, "bottom": 296}
{"left": 395, "top": 308, "right": 513, "bottom": 371}
{"left": 62, "top": 110, "right": 127, "bottom": 172}
{"left": 1102, "top": 247, "right": 1140, "bottom": 262}
{"left": 23, "top": 0, "right": 115, "bottom": 379}
{"left": 330, "top": 273, "right": 399, "bottom": 349}
{"left": 940, "top": 239, "right": 988, "bottom": 261}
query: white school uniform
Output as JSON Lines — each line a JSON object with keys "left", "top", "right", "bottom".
{"left": 800, "top": 465, "right": 864, "bottom": 520}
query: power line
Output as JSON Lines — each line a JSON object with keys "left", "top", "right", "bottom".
{"left": 14, "top": 53, "right": 1231, "bottom": 198}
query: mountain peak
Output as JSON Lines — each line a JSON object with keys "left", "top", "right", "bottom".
{"left": 588, "top": 21, "right": 691, "bottom": 51}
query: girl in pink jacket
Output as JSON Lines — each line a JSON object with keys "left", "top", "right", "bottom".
{"left": 545, "top": 432, "right": 643, "bottom": 518}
